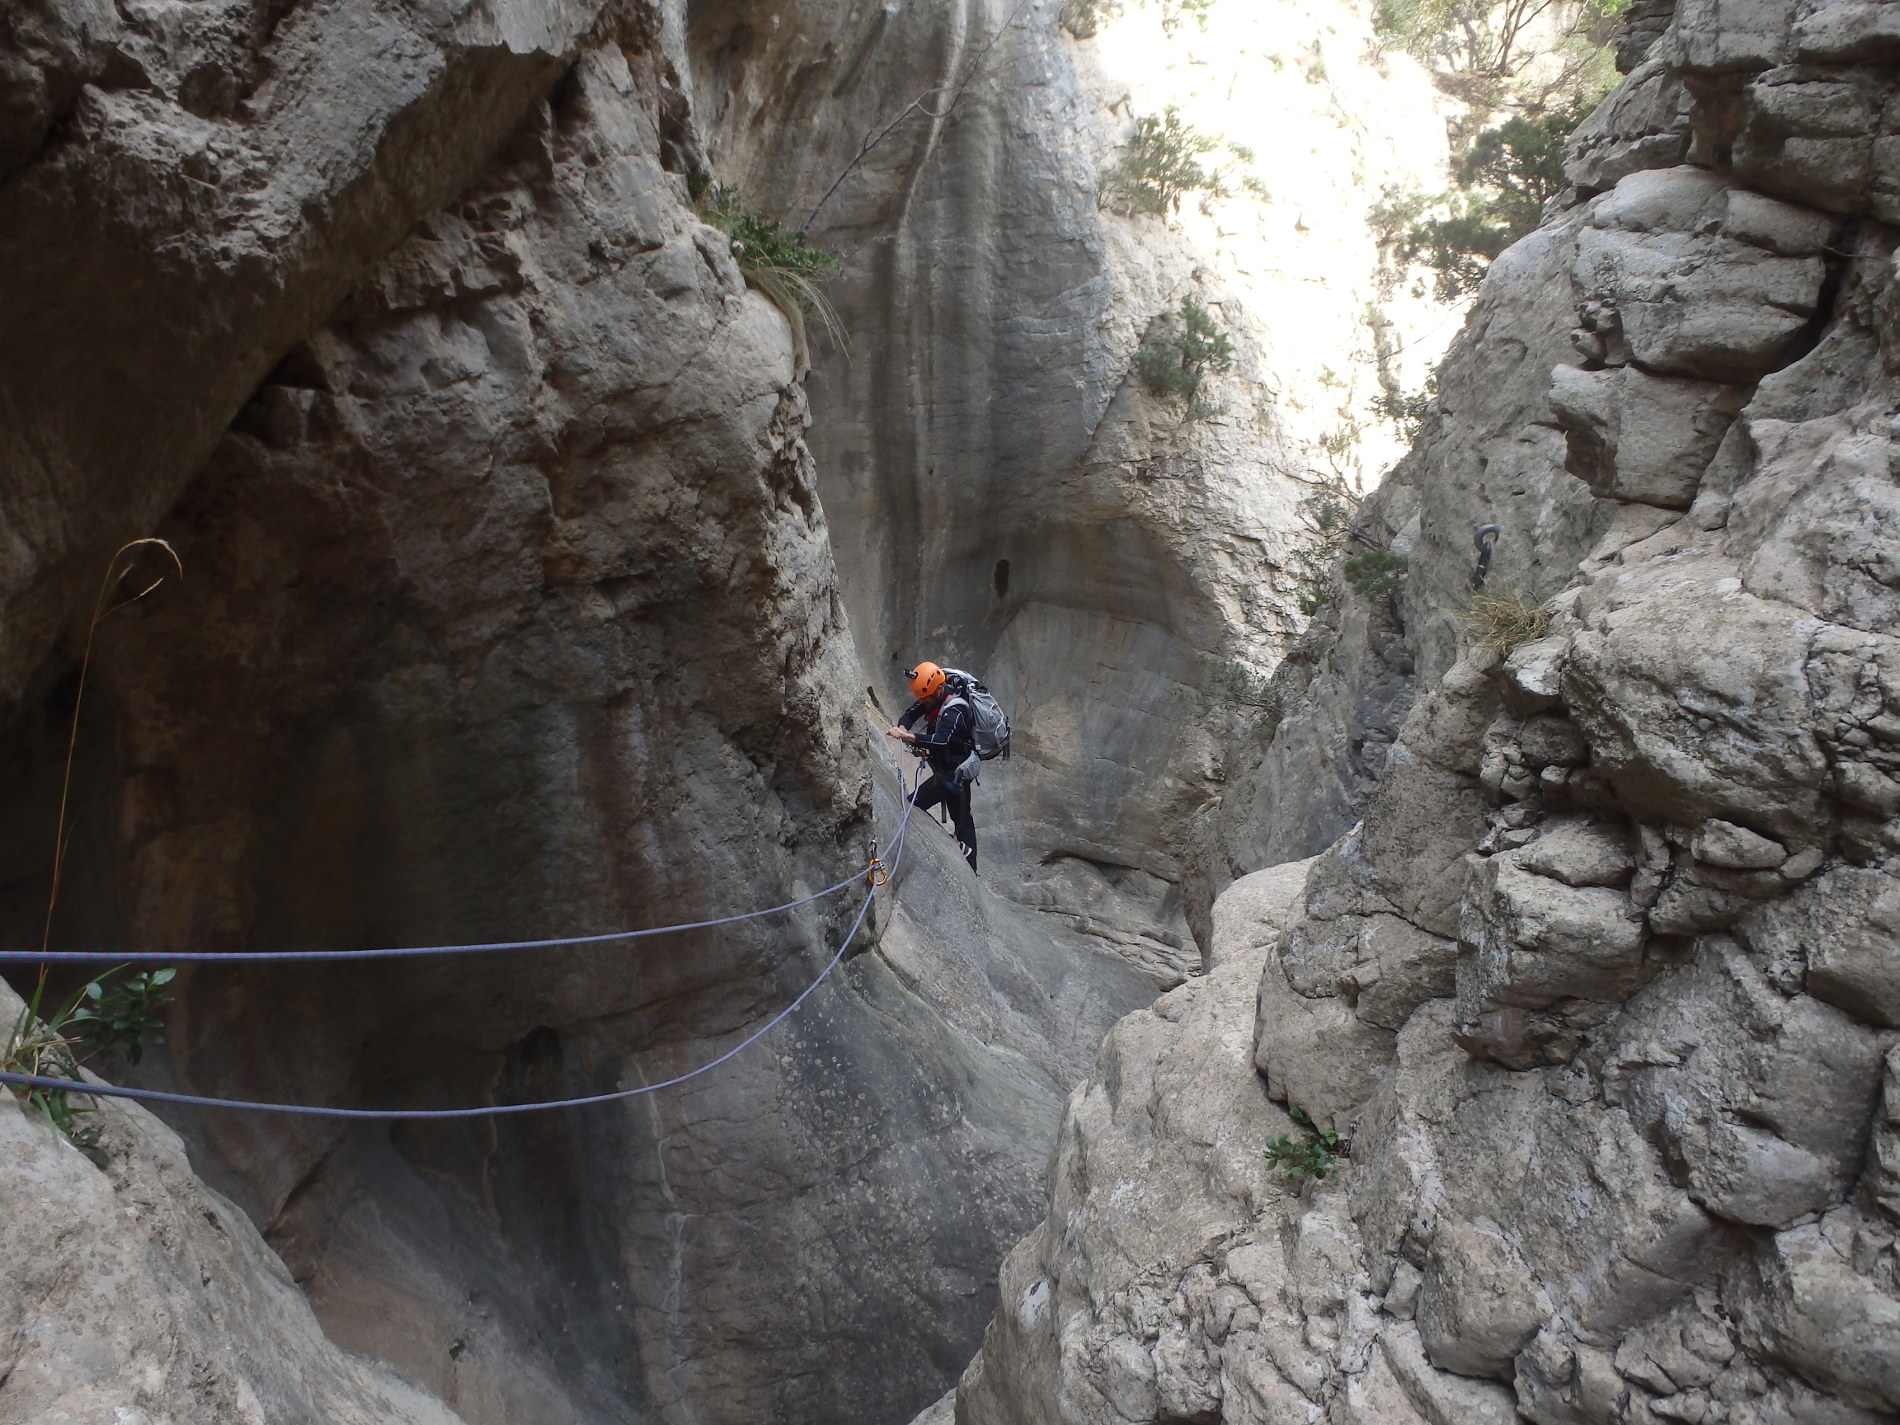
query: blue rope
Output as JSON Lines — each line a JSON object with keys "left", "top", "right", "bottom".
{"left": 0, "top": 767, "right": 922, "bottom": 1120}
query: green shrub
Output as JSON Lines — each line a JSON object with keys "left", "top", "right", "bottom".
{"left": 1365, "top": 0, "right": 1613, "bottom": 300}
{"left": 1320, "top": 424, "right": 1360, "bottom": 459}
{"left": 1105, "top": 108, "right": 1224, "bottom": 215}
{"left": 1290, "top": 484, "right": 1356, "bottom": 615}
{"left": 1372, "top": 377, "right": 1436, "bottom": 437}
{"left": 1134, "top": 295, "right": 1234, "bottom": 415}
{"left": 4, "top": 966, "right": 176, "bottom": 1145}
{"left": 1198, "top": 654, "right": 1282, "bottom": 715}
{"left": 1264, "top": 1106, "right": 1346, "bottom": 1180}
{"left": 1175, "top": 652, "right": 1282, "bottom": 738}
{"left": 1344, "top": 548, "right": 1408, "bottom": 599}
{"left": 697, "top": 184, "right": 843, "bottom": 356}
{"left": 1455, "top": 100, "right": 1589, "bottom": 230}
{"left": 1371, "top": 187, "right": 1515, "bottom": 301}
{"left": 4, "top": 979, "right": 98, "bottom": 1146}
{"left": 70, "top": 968, "right": 175, "bottom": 1065}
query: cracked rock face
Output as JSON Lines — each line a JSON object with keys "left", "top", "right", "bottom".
{"left": 944, "top": 0, "right": 1900, "bottom": 1420}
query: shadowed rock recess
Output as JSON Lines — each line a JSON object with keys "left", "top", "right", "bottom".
{"left": 2, "top": 0, "right": 1895, "bottom": 1424}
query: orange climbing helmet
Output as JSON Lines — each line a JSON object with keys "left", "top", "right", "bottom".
{"left": 907, "top": 661, "right": 946, "bottom": 700}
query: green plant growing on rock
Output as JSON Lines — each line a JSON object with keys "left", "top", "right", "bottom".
{"left": 1105, "top": 108, "right": 1224, "bottom": 215}
{"left": 1344, "top": 548, "right": 1408, "bottom": 600}
{"left": 1264, "top": 1105, "right": 1345, "bottom": 1180}
{"left": 1174, "top": 650, "right": 1284, "bottom": 746}
{"left": 1371, "top": 188, "right": 1509, "bottom": 301}
{"left": 4, "top": 966, "right": 176, "bottom": 1145}
{"left": 1461, "top": 585, "right": 1550, "bottom": 648}
{"left": 10, "top": 539, "right": 183, "bottom": 1146}
{"left": 1455, "top": 99, "right": 1590, "bottom": 230}
{"left": 1200, "top": 656, "right": 1279, "bottom": 713}
{"left": 70, "top": 968, "right": 176, "bottom": 1065}
{"left": 1370, "top": 97, "right": 1601, "bottom": 299}
{"left": 1134, "top": 295, "right": 1234, "bottom": 417}
{"left": 698, "top": 184, "right": 843, "bottom": 358}
{"left": 5, "top": 978, "right": 97, "bottom": 1146}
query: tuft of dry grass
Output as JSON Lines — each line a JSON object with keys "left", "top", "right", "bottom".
{"left": 696, "top": 185, "right": 846, "bottom": 370}
{"left": 1460, "top": 585, "right": 1550, "bottom": 650}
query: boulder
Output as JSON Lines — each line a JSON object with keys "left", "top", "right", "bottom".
{"left": 1457, "top": 852, "right": 1650, "bottom": 1011}
{"left": 1549, "top": 364, "right": 1751, "bottom": 508}
{"left": 1571, "top": 168, "right": 1830, "bottom": 381}
{"left": 0, "top": 990, "right": 466, "bottom": 1425}
{"left": 1737, "top": 863, "right": 1900, "bottom": 1027}
{"left": 1416, "top": 1219, "right": 1546, "bottom": 1380}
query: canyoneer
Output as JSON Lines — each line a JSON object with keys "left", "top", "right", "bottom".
{"left": 886, "top": 661, "right": 982, "bottom": 874}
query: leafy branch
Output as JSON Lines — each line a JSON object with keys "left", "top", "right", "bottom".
{"left": 1368, "top": 97, "right": 1593, "bottom": 300}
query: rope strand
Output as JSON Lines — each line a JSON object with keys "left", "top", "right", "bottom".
{"left": 0, "top": 766, "right": 923, "bottom": 1120}
{"left": 0, "top": 869, "right": 868, "bottom": 964}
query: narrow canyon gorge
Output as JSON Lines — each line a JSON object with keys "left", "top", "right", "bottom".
{"left": 1, "top": 0, "right": 1895, "bottom": 1423}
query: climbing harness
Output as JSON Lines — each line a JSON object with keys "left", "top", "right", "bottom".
{"left": 0, "top": 765, "right": 924, "bottom": 1119}
{"left": 1470, "top": 523, "right": 1502, "bottom": 590}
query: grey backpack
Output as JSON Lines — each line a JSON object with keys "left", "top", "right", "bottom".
{"left": 940, "top": 668, "right": 1011, "bottom": 762}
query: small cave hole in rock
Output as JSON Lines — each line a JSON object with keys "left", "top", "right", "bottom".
{"left": 993, "top": 559, "right": 1010, "bottom": 598}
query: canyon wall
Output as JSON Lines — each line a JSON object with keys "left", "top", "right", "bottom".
{"left": 950, "top": 1, "right": 1900, "bottom": 1421}
{"left": 3, "top": 1, "right": 1464, "bottom": 1420}
{"left": 0, "top": 2, "right": 1154, "bottom": 1421}
{"left": 676, "top": 0, "right": 1455, "bottom": 976}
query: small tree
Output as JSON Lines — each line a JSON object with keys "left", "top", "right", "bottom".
{"left": 1288, "top": 483, "right": 1357, "bottom": 615}
{"left": 1369, "top": 96, "right": 1595, "bottom": 300}
{"left": 1134, "top": 296, "right": 1235, "bottom": 417}
{"left": 1105, "top": 108, "right": 1224, "bottom": 215}
{"left": 1455, "top": 99, "right": 1591, "bottom": 230}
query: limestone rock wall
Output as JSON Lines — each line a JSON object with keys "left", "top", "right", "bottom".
{"left": 0, "top": 3, "right": 1155, "bottom": 1422}
{"left": 0, "top": 986, "right": 468, "bottom": 1425}
{"left": 948, "top": 1, "right": 1900, "bottom": 1420}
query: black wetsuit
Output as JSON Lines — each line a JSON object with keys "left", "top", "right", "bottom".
{"left": 899, "top": 694, "right": 978, "bottom": 873}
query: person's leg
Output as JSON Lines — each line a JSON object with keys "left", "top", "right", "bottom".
{"left": 948, "top": 782, "right": 977, "bottom": 873}
{"left": 911, "top": 776, "right": 948, "bottom": 816}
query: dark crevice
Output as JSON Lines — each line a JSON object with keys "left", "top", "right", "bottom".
{"left": 1768, "top": 215, "right": 1859, "bottom": 375}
